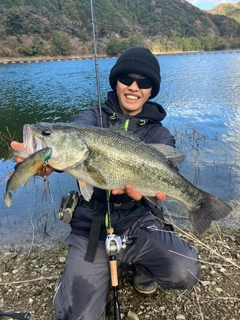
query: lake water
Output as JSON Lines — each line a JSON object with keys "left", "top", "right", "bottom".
{"left": 0, "top": 51, "right": 240, "bottom": 249}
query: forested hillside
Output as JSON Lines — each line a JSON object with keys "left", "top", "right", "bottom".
{"left": 0, "top": 0, "right": 240, "bottom": 59}
{"left": 208, "top": 1, "right": 240, "bottom": 24}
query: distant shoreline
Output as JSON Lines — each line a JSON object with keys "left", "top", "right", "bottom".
{"left": 1, "top": 50, "right": 239, "bottom": 64}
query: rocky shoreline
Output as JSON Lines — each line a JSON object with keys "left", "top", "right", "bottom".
{"left": 1, "top": 50, "right": 239, "bottom": 65}
{"left": 0, "top": 226, "right": 240, "bottom": 320}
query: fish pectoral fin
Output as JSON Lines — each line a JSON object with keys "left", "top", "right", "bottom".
{"left": 78, "top": 180, "right": 94, "bottom": 201}
{"left": 78, "top": 167, "right": 106, "bottom": 201}
{"left": 148, "top": 144, "right": 185, "bottom": 167}
{"left": 86, "top": 166, "right": 107, "bottom": 186}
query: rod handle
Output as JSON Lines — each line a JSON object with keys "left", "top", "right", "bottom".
{"left": 109, "top": 258, "right": 118, "bottom": 287}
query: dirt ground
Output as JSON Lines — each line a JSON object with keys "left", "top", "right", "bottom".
{"left": 0, "top": 226, "right": 240, "bottom": 320}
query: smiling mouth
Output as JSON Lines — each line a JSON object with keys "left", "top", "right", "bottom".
{"left": 125, "top": 94, "right": 139, "bottom": 100}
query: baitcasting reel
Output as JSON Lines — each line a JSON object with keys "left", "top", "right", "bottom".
{"left": 105, "top": 233, "right": 137, "bottom": 256}
{"left": 105, "top": 234, "right": 126, "bottom": 256}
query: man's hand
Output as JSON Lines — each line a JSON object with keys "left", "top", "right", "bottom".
{"left": 111, "top": 184, "right": 166, "bottom": 202}
{"left": 11, "top": 141, "right": 55, "bottom": 176}
{"left": 10, "top": 141, "right": 25, "bottom": 162}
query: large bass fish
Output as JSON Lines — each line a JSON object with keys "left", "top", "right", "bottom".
{"left": 4, "top": 122, "right": 232, "bottom": 234}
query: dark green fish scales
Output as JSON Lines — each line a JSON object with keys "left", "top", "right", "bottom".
{"left": 9, "top": 122, "right": 232, "bottom": 234}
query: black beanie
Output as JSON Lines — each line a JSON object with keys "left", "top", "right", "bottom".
{"left": 109, "top": 46, "right": 161, "bottom": 99}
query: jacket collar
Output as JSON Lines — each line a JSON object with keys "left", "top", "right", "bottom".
{"left": 105, "top": 91, "right": 167, "bottom": 123}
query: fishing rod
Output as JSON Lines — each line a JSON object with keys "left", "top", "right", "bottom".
{"left": 0, "top": 311, "right": 30, "bottom": 320}
{"left": 89, "top": 0, "right": 103, "bottom": 128}
{"left": 89, "top": 1, "right": 122, "bottom": 319}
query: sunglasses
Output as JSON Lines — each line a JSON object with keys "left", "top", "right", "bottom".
{"left": 118, "top": 73, "right": 152, "bottom": 89}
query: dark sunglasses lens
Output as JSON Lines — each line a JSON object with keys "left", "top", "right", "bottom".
{"left": 137, "top": 78, "right": 152, "bottom": 89}
{"left": 118, "top": 75, "right": 133, "bottom": 86}
{"left": 118, "top": 74, "right": 152, "bottom": 89}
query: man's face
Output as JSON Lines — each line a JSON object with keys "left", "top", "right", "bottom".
{"left": 116, "top": 73, "right": 152, "bottom": 116}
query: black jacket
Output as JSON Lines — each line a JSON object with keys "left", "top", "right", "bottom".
{"left": 69, "top": 92, "right": 175, "bottom": 238}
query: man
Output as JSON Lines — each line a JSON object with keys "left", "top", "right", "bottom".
{"left": 11, "top": 47, "right": 200, "bottom": 320}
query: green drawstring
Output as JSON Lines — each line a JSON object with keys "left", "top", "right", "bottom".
{"left": 124, "top": 119, "right": 130, "bottom": 131}
{"left": 105, "top": 212, "right": 109, "bottom": 229}
{"left": 140, "top": 119, "right": 147, "bottom": 126}
{"left": 109, "top": 113, "right": 116, "bottom": 120}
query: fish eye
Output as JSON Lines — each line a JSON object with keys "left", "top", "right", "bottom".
{"left": 42, "top": 130, "right": 51, "bottom": 136}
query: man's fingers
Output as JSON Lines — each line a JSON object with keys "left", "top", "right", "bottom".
{"left": 11, "top": 141, "right": 24, "bottom": 150}
{"left": 111, "top": 185, "right": 142, "bottom": 200}
{"left": 10, "top": 141, "right": 25, "bottom": 163}
{"left": 125, "top": 184, "right": 142, "bottom": 201}
{"left": 156, "top": 192, "right": 167, "bottom": 202}
{"left": 110, "top": 186, "right": 167, "bottom": 202}
{"left": 111, "top": 189, "right": 125, "bottom": 195}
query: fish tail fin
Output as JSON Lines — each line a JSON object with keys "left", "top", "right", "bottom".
{"left": 190, "top": 193, "right": 232, "bottom": 234}
{"left": 4, "top": 192, "right": 12, "bottom": 207}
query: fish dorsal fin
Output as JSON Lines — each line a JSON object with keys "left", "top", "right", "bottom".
{"left": 108, "top": 124, "right": 141, "bottom": 141}
{"left": 78, "top": 180, "right": 94, "bottom": 201}
{"left": 148, "top": 144, "right": 185, "bottom": 167}
{"left": 108, "top": 126, "right": 185, "bottom": 166}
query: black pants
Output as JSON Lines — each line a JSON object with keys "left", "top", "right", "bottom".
{"left": 54, "top": 214, "right": 200, "bottom": 320}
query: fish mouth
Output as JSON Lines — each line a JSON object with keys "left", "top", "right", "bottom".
{"left": 23, "top": 124, "right": 46, "bottom": 154}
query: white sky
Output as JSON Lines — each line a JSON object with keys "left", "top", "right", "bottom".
{"left": 186, "top": 0, "right": 239, "bottom": 10}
